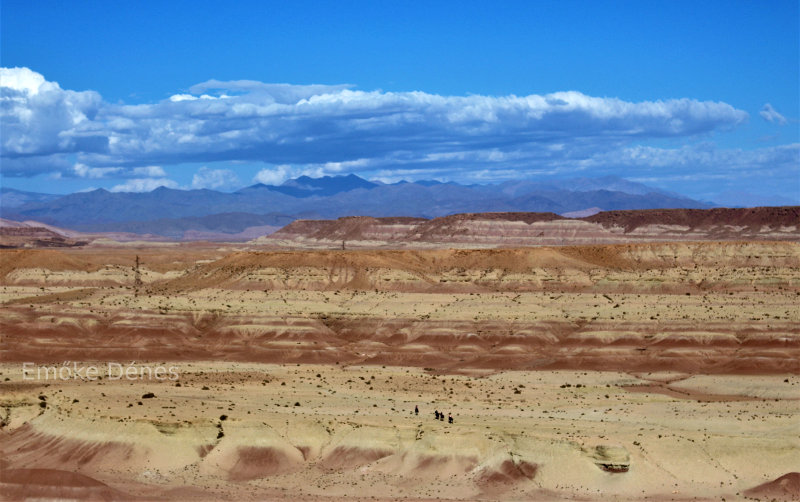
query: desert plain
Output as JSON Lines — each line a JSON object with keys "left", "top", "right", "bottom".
{"left": 1, "top": 237, "right": 799, "bottom": 500}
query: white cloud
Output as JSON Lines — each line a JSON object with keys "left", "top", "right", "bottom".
{"left": 575, "top": 143, "right": 800, "bottom": 200}
{"left": 362, "top": 142, "right": 800, "bottom": 187}
{"left": 2, "top": 67, "right": 751, "bottom": 179}
{"left": 310, "top": 158, "right": 374, "bottom": 173}
{"left": 3, "top": 68, "right": 796, "bottom": 200}
{"left": 759, "top": 103, "right": 787, "bottom": 125}
{"left": 0, "top": 66, "right": 52, "bottom": 95}
{"left": 169, "top": 93, "right": 228, "bottom": 102}
{"left": 590, "top": 143, "right": 799, "bottom": 172}
{"left": 168, "top": 94, "right": 196, "bottom": 103}
{"left": 253, "top": 165, "right": 295, "bottom": 185}
{"left": 1, "top": 67, "right": 104, "bottom": 158}
{"left": 73, "top": 162, "right": 122, "bottom": 178}
{"left": 191, "top": 167, "right": 239, "bottom": 189}
{"left": 539, "top": 142, "right": 799, "bottom": 203}
{"left": 132, "top": 165, "right": 166, "bottom": 177}
{"left": 71, "top": 163, "right": 163, "bottom": 179}
{"left": 110, "top": 177, "right": 179, "bottom": 192}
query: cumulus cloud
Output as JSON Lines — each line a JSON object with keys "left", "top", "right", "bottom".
{"left": 1, "top": 67, "right": 105, "bottom": 158}
{"left": 69, "top": 163, "right": 165, "bottom": 179}
{"left": 73, "top": 163, "right": 122, "bottom": 178}
{"left": 169, "top": 93, "right": 227, "bottom": 102}
{"left": 132, "top": 165, "right": 167, "bottom": 177}
{"left": 110, "top": 177, "right": 179, "bottom": 192}
{"left": 759, "top": 103, "right": 787, "bottom": 125}
{"left": 187, "top": 80, "right": 353, "bottom": 103}
{"left": 2, "top": 67, "right": 751, "bottom": 180}
{"left": 253, "top": 165, "right": 296, "bottom": 185}
{"left": 191, "top": 167, "right": 240, "bottom": 189}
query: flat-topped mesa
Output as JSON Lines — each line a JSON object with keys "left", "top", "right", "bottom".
{"left": 408, "top": 212, "right": 562, "bottom": 239}
{"left": 0, "top": 227, "right": 88, "bottom": 248}
{"left": 271, "top": 216, "right": 428, "bottom": 243}
{"left": 259, "top": 207, "right": 800, "bottom": 248}
{"left": 420, "top": 212, "right": 565, "bottom": 224}
{"left": 584, "top": 206, "right": 800, "bottom": 233}
{"left": 408, "top": 212, "right": 580, "bottom": 243}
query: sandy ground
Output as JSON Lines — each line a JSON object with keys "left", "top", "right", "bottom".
{"left": 1, "top": 242, "right": 799, "bottom": 500}
{"left": 1, "top": 363, "right": 798, "bottom": 501}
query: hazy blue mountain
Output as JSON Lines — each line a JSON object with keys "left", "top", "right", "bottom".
{"left": 712, "top": 191, "right": 800, "bottom": 208}
{"left": 8, "top": 174, "right": 717, "bottom": 236}
{"left": 0, "top": 187, "right": 61, "bottom": 209}
{"left": 498, "top": 176, "right": 671, "bottom": 197}
{"left": 239, "top": 174, "right": 378, "bottom": 198}
{"left": 309, "top": 182, "right": 513, "bottom": 219}
{"left": 14, "top": 186, "right": 296, "bottom": 224}
{"left": 77, "top": 212, "right": 298, "bottom": 238}
{"left": 514, "top": 189, "right": 706, "bottom": 212}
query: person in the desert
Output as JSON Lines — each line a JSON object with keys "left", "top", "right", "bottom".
{"left": 414, "top": 405, "right": 419, "bottom": 415}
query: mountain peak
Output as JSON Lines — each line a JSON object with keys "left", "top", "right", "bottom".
{"left": 289, "top": 175, "right": 315, "bottom": 185}
{"left": 271, "top": 174, "right": 377, "bottom": 198}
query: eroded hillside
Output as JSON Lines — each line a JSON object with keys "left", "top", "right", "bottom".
{"left": 2, "top": 242, "right": 798, "bottom": 373}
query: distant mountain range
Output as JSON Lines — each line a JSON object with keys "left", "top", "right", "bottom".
{"left": 0, "top": 174, "right": 725, "bottom": 239}
{"left": 0, "top": 188, "right": 61, "bottom": 208}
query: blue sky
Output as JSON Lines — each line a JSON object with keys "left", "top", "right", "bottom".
{"left": 1, "top": 0, "right": 798, "bottom": 204}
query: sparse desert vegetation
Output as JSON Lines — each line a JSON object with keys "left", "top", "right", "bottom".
{"left": 1, "top": 239, "right": 798, "bottom": 500}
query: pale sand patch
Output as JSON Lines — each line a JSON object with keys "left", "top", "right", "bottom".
{"left": 1, "top": 363, "right": 797, "bottom": 500}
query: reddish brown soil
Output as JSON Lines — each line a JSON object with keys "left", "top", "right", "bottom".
{"left": 744, "top": 472, "right": 800, "bottom": 500}
{"left": 2, "top": 310, "right": 798, "bottom": 374}
{"left": 0, "top": 249, "right": 102, "bottom": 278}
{"left": 274, "top": 216, "right": 428, "bottom": 242}
{"left": 0, "top": 468, "right": 132, "bottom": 501}
{"left": 1, "top": 239, "right": 797, "bottom": 501}
{"left": 2, "top": 242, "right": 798, "bottom": 374}
{"left": 0, "top": 245, "right": 224, "bottom": 279}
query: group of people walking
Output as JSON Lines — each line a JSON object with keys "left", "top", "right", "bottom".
{"left": 414, "top": 405, "right": 453, "bottom": 423}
